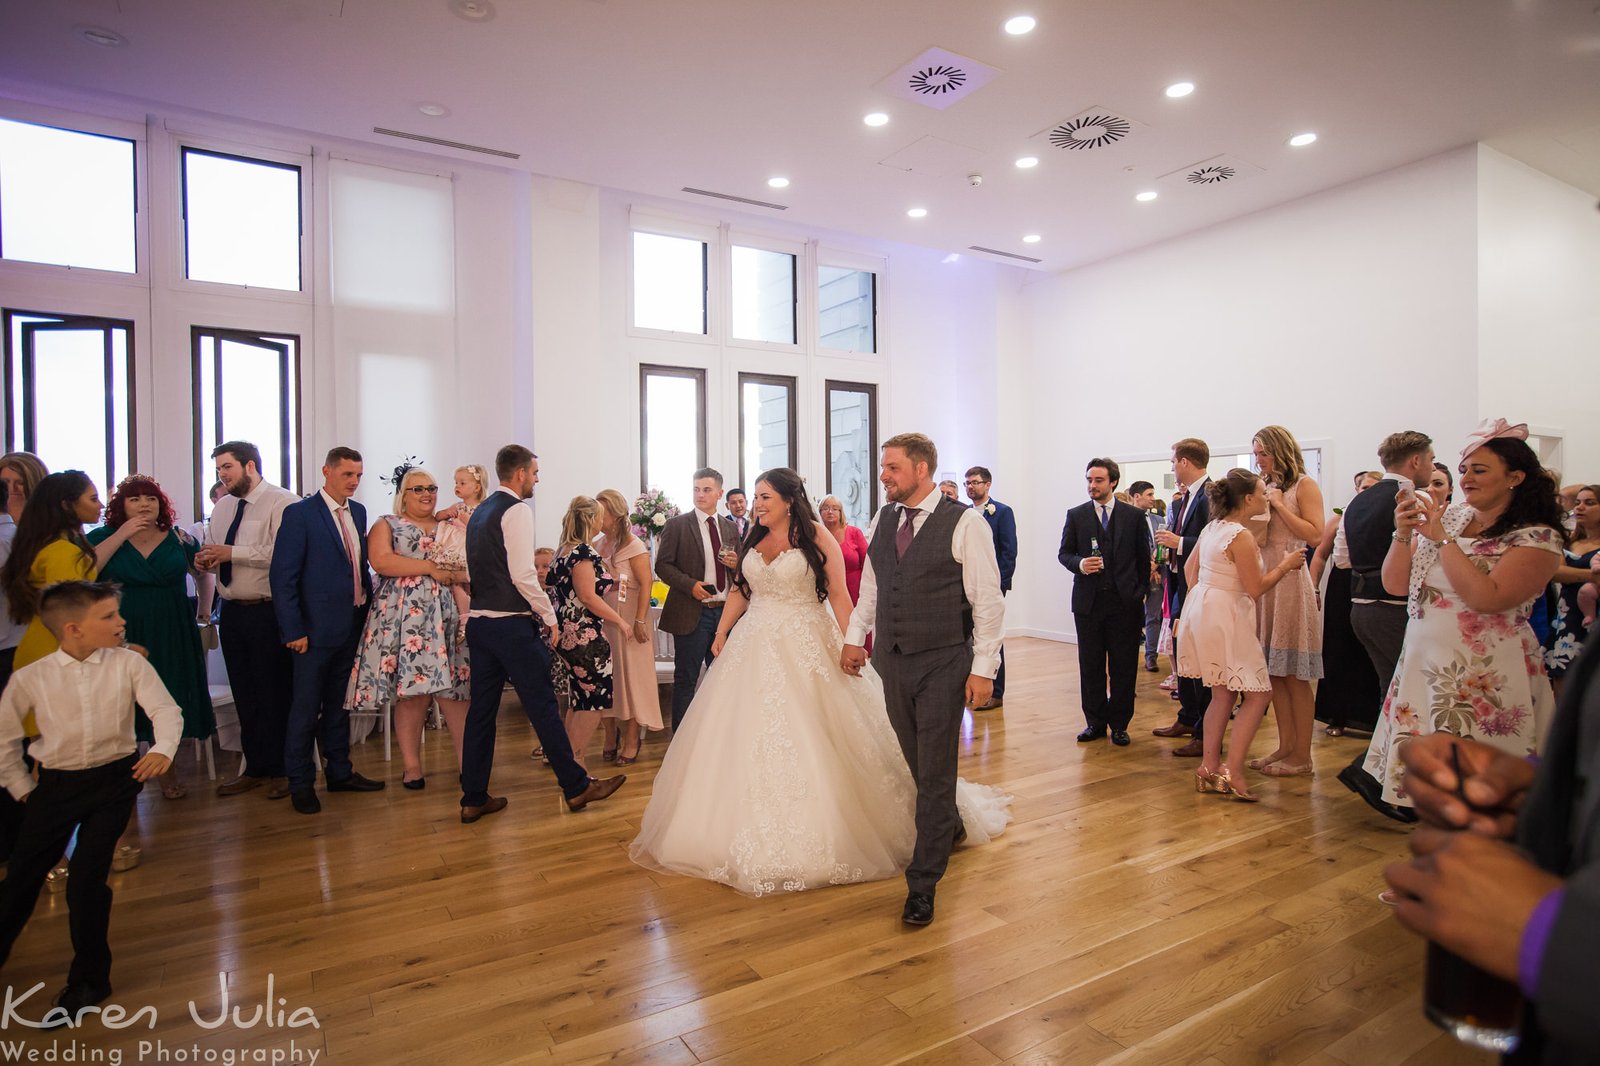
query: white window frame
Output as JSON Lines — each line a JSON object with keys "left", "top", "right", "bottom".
{"left": 815, "top": 245, "right": 886, "bottom": 357}
{"left": 724, "top": 226, "right": 806, "bottom": 355}
{"left": 627, "top": 208, "right": 718, "bottom": 344}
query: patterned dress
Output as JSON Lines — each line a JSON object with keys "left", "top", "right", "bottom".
{"left": 549, "top": 542, "right": 615, "bottom": 711}
{"left": 1362, "top": 509, "right": 1561, "bottom": 806}
{"left": 1545, "top": 546, "right": 1598, "bottom": 678}
{"left": 345, "top": 517, "right": 469, "bottom": 709}
{"left": 1255, "top": 479, "right": 1324, "bottom": 679}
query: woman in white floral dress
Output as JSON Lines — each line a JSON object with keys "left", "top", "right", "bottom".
{"left": 345, "top": 467, "right": 470, "bottom": 789}
{"left": 1362, "top": 421, "right": 1566, "bottom": 809}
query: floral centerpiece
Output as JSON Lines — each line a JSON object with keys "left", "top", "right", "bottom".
{"left": 630, "top": 488, "right": 680, "bottom": 543}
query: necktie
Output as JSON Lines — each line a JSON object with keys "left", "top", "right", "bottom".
{"left": 895, "top": 505, "right": 915, "bottom": 560}
{"left": 707, "top": 516, "right": 727, "bottom": 591}
{"left": 1100, "top": 504, "right": 1110, "bottom": 529}
{"left": 218, "top": 499, "right": 247, "bottom": 587}
{"left": 337, "top": 505, "right": 362, "bottom": 605}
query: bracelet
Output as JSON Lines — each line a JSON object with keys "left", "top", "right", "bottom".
{"left": 1391, "top": 531, "right": 1412, "bottom": 544}
{"left": 632, "top": 618, "right": 647, "bottom": 627}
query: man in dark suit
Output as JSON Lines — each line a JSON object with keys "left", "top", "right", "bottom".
{"left": 1058, "top": 457, "right": 1152, "bottom": 746}
{"left": 722, "top": 487, "right": 750, "bottom": 540}
{"left": 1152, "top": 437, "right": 1212, "bottom": 755}
{"left": 966, "top": 465, "right": 1015, "bottom": 710}
{"left": 269, "top": 446, "right": 385, "bottom": 814}
{"left": 1385, "top": 630, "right": 1600, "bottom": 1063}
{"left": 655, "top": 467, "right": 739, "bottom": 732}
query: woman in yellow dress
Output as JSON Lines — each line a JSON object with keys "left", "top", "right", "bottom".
{"left": 3, "top": 471, "right": 103, "bottom": 670}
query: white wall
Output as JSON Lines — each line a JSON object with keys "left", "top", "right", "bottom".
{"left": 1008, "top": 147, "right": 1483, "bottom": 642}
{"left": 1476, "top": 145, "right": 1600, "bottom": 482}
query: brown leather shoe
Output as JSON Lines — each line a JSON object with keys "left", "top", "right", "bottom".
{"left": 1151, "top": 721, "right": 1194, "bottom": 738}
{"left": 972, "top": 697, "right": 1003, "bottom": 711}
{"left": 265, "top": 778, "right": 291, "bottom": 800}
{"left": 566, "top": 774, "right": 625, "bottom": 812}
{"left": 460, "top": 796, "right": 508, "bottom": 824}
{"left": 1171, "top": 738, "right": 1204, "bottom": 757}
{"left": 216, "top": 775, "right": 263, "bottom": 797}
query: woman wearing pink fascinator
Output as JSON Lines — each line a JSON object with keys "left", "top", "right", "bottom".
{"left": 1355, "top": 417, "right": 1568, "bottom": 826}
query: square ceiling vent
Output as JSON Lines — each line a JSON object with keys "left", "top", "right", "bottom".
{"left": 875, "top": 47, "right": 1001, "bottom": 111}
{"left": 1159, "top": 154, "right": 1266, "bottom": 189}
{"left": 1031, "top": 106, "right": 1146, "bottom": 152}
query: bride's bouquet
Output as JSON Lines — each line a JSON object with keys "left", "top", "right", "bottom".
{"left": 630, "top": 489, "right": 680, "bottom": 542}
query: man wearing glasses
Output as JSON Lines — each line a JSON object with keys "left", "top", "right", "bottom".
{"left": 965, "top": 467, "right": 1015, "bottom": 710}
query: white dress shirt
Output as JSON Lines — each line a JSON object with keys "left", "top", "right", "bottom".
{"left": 695, "top": 507, "right": 727, "bottom": 604}
{"left": 0, "top": 647, "right": 183, "bottom": 799}
{"left": 318, "top": 489, "right": 368, "bottom": 607}
{"left": 467, "top": 487, "right": 558, "bottom": 630}
{"left": 207, "top": 479, "right": 298, "bottom": 600}
{"left": 844, "top": 487, "right": 1006, "bottom": 678}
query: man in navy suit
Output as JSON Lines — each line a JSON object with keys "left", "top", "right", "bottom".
{"left": 1152, "top": 438, "right": 1212, "bottom": 755}
{"left": 1058, "top": 458, "right": 1152, "bottom": 746}
{"left": 966, "top": 466, "right": 1015, "bottom": 710}
{"left": 270, "top": 446, "right": 385, "bottom": 814}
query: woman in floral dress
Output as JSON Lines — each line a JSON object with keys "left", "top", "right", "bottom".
{"left": 346, "top": 467, "right": 469, "bottom": 789}
{"left": 1544, "top": 484, "right": 1599, "bottom": 698}
{"left": 549, "top": 496, "right": 632, "bottom": 770}
{"left": 1361, "top": 420, "right": 1566, "bottom": 810}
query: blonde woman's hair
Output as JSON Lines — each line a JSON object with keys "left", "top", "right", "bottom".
{"left": 596, "top": 488, "right": 632, "bottom": 544}
{"left": 560, "top": 495, "right": 601, "bottom": 550}
{"left": 1253, "top": 425, "right": 1308, "bottom": 489}
{"left": 392, "top": 467, "right": 440, "bottom": 516}
{"left": 454, "top": 464, "right": 489, "bottom": 506}
{"left": 818, "top": 495, "right": 845, "bottom": 527}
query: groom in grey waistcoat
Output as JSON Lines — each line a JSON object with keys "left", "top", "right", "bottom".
{"left": 842, "top": 432, "right": 1005, "bottom": 927}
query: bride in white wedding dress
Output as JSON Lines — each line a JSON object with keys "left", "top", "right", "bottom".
{"left": 629, "top": 469, "right": 1012, "bottom": 897}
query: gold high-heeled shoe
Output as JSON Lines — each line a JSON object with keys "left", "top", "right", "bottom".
{"left": 111, "top": 844, "right": 142, "bottom": 872}
{"left": 1194, "top": 768, "right": 1228, "bottom": 794}
{"left": 1217, "top": 768, "right": 1260, "bottom": 803}
{"left": 45, "top": 863, "right": 68, "bottom": 892}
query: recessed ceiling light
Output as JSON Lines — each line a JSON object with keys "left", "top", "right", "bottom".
{"left": 1014, "top": 156, "right": 1039, "bottom": 169}
{"left": 1022, "top": 234, "right": 1042, "bottom": 244}
{"left": 1003, "top": 15, "right": 1037, "bottom": 35}
{"left": 1164, "top": 81, "right": 1195, "bottom": 98}
{"left": 767, "top": 176, "right": 790, "bottom": 189}
{"left": 448, "top": 0, "right": 495, "bottom": 21}
{"left": 417, "top": 102, "right": 450, "bottom": 117}
{"left": 77, "top": 26, "right": 127, "bottom": 47}
{"left": 906, "top": 207, "right": 928, "bottom": 219}
{"left": 863, "top": 112, "right": 890, "bottom": 127}
{"left": 1288, "top": 131, "right": 1318, "bottom": 147}
{"left": 1135, "top": 190, "right": 1159, "bottom": 202}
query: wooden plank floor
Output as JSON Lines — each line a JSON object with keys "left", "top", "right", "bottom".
{"left": 3, "top": 637, "right": 1490, "bottom": 1064}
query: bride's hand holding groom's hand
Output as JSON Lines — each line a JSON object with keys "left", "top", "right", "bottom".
{"left": 840, "top": 644, "right": 867, "bottom": 676}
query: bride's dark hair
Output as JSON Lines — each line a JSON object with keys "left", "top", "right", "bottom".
{"left": 732, "top": 467, "right": 828, "bottom": 603}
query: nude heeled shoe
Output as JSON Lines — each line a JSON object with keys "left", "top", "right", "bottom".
{"left": 1194, "top": 768, "right": 1228, "bottom": 794}
{"left": 1216, "top": 768, "right": 1260, "bottom": 803}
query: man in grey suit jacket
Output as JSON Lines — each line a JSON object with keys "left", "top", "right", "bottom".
{"left": 655, "top": 468, "right": 740, "bottom": 731}
{"left": 1386, "top": 630, "right": 1600, "bottom": 1062}
{"left": 841, "top": 433, "right": 1004, "bottom": 928}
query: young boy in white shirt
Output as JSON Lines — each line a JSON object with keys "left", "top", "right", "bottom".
{"left": 0, "top": 581, "right": 181, "bottom": 1027}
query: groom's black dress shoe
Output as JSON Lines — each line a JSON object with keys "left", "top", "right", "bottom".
{"left": 327, "top": 771, "right": 385, "bottom": 792}
{"left": 290, "top": 789, "right": 321, "bottom": 815}
{"left": 1336, "top": 763, "right": 1418, "bottom": 824}
{"left": 1076, "top": 726, "right": 1106, "bottom": 742}
{"left": 902, "top": 892, "right": 935, "bottom": 927}
{"left": 1110, "top": 730, "right": 1131, "bottom": 747}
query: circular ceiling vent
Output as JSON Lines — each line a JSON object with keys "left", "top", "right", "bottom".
{"left": 1048, "top": 114, "right": 1132, "bottom": 150}
{"left": 1186, "top": 164, "right": 1237, "bottom": 184}
{"left": 908, "top": 65, "right": 968, "bottom": 96}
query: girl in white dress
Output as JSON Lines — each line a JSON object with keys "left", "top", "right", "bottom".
{"left": 629, "top": 468, "right": 1011, "bottom": 897}
{"left": 1178, "top": 469, "right": 1308, "bottom": 802}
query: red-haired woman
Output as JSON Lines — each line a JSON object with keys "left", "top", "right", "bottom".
{"left": 87, "top": 475, "right": 215, "bottom": 798}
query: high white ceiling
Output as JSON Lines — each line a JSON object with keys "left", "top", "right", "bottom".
{"left": 4, "top": 0, "right": 1599, "bottom": 272}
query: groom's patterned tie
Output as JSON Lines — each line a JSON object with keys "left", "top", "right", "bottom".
{"left": 895, "top": 505, "right": 915, "bottom": 560}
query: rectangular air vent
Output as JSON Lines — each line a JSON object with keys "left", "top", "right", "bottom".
{"left": 680, "top": 187, "right": 788, "bottom": 211}
{"left": 372, "top": 128, "right": 520, "bottom": 159}
{"left": 969, "top": 246, "right": 1042, "bottom": 264}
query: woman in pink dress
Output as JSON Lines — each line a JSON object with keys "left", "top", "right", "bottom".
{"left": 819, "top": 495, "right": 870, "bottom": 653}
{"left": 1247, "top": 425, "right": 1325, "bottom": 778}
{"left": 1178, "top": 469, "right": 1309, "bottom": 801}
{"left": 595, "top": 489, "right": 659, "bottom": 765}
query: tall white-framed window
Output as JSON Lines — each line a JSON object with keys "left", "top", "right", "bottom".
{"left": 825, "top": 380, "right": 878, "bottom": 529}
{"left": 0, "top": 115, "right": 138, "bottom": 275}
{"left": 191, "top": 326, "right": 302, "bottom": 513}
{"left": 738, "top": 372, "right": 797, "bottom": 488}
{"left": 3, "top": 309, "right": 135, "bottom": 492}
{"left": 179, "top": 145, "right": 305, "bottom": 292}
{"left": 640, "top": 364, "right": 707, "bottom": 511}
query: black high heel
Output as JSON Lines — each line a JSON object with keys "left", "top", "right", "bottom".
{"left": 402, "top": 776, "right": 426, "bottom": 791}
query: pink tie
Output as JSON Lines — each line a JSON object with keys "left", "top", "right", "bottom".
{"left": 337, "top": 505, "right": 362, "bottom": 605}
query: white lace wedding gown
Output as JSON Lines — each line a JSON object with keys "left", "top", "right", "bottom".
{"left": 629, "top": 549, "right": 1013, "bottom": 897}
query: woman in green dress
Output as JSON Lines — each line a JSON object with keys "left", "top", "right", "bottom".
{"left": 88, "top": 475, "right": 215, "bottom": 799}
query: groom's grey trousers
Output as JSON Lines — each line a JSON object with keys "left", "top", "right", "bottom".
{"left": 877, "top": 643, "right": 973, "bottom": 895}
